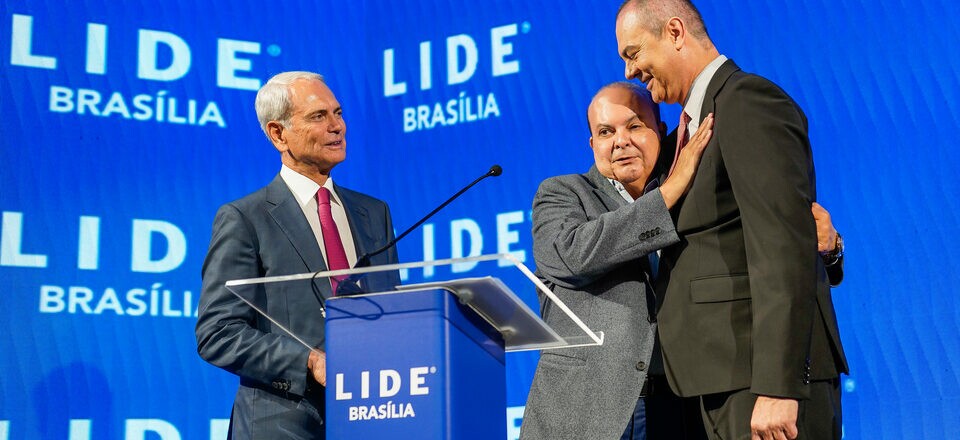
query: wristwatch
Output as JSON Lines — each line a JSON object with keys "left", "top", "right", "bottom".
{"left": 822, "top": 233, "right": 843, "bottom": 266}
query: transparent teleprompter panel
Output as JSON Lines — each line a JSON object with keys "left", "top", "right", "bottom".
{"left": 223, "top": 254, "right": 604, "bottom": 353}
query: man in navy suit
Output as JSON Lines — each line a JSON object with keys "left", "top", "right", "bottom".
{"left": 195, "top": 71, "right": 400, "bottom": 440}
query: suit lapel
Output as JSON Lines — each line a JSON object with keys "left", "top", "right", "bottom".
{"left": 702, "top": 59, "right": 741, "bottom": 121}
{"left": 586, "top": 165, "right": 627, "bottom": 212}
{"left": 264, "top": 175, "right": 327, "bottom": 273}
{"left": 658, "top": 129, "right": 679, "bottom": 176}
{"left": 335, "top": 183, "right": 374, "bottom": 257}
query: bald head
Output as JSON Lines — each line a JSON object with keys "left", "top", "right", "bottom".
{"left": 617, "top": 0, "right": 710, "bottom": 41}
{"left": 615, "top": 0, "right": 720, "bottom": 104}
{"left": 587, "top": 82, "right": 660, "bottom": 136}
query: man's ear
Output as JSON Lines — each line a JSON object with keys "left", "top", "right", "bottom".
{"left": 589, "top": 136, "right": 595, "bottom": 151}
{"left": 266, "top": 121, "right": 287, "bottom": 152}
{"left": 665, "top": 17, "right": 685, "bottom": 49}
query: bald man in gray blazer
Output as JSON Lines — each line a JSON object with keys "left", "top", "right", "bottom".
{"left": 520, "top": 82, "right": 714, "bottom": 440}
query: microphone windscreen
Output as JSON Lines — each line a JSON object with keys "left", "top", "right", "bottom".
{"left": 489, "top": 165, "right": 502, "bottom": 176}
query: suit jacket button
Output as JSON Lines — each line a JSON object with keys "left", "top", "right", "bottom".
{"left": 636, "top": 361, "right": 646, "bottom": 371}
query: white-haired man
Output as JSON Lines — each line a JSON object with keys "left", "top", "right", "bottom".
{"left": 196, "top": 71, "right": 400, "bottom": 439}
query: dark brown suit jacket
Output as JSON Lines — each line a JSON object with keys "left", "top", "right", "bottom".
{"left": 655, "top": 60, "right": 848, "bottom": 400}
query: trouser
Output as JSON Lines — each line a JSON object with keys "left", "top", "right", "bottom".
{"left": 621, "top": 375, "right": 709, "bottom": 440}
{"left": 699, "top": 378, "right": 842, "bottom": 440}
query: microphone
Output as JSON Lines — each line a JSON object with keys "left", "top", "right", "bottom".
{"left": 334, "top": 164, "right": 503, "bottom": 296}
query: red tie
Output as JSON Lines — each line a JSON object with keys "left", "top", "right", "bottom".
{"left": 668, "top": 111, "right": 692, "bottom": 176}
{"left": 317, "top": 187, "right": 350, "bottom": 293}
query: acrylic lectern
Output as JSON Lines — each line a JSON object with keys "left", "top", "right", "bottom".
{"left": 225, "top": 254, "right": 603, "bottom": 440}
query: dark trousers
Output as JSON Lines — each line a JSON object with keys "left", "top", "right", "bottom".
{"left": 621, "top": 375, "right": 709, "bottom": 440}
{"left": 699, "top": 378, "right": 842, "bottom": 440}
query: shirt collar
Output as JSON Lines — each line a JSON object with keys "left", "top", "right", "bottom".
{"left": 643, "top": 177, "right": 660, "bottom": 195}
{"left": 607, "top": 177, "right": 660, "bottom": 203}
{"left": 682, "top": 55, "right": 728, "bottom": 124}
{"left": 279, "top": 164, "right": 341, "bottom": 208}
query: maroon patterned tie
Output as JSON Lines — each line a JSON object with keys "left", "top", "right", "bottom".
{"left": 668, "top": 111, "right": 692, "bottom": 176}
{"left": 316, "top": 187, "right": 350, "bottom": 293}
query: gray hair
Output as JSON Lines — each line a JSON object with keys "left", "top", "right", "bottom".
{"left": 254, "top": 71, "right": 325, "bottom": 138}
{"left": 617, "top": 0, "right": 710, "bottom": 40}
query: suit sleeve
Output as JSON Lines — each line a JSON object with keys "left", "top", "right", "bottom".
{"left": 826, "top": 256, "right": 844, "bottom": 286}
{"left": 195, "top": 204, "right": 313, "bottom": 396}
{"left": 532, "top": 177, "right": 678, "bottom": 289}
{"left": 717, "top": 77, "right": 819, "bottom": 398}
{"left": 377, "top": 202, "right": 402, "bottom": 288}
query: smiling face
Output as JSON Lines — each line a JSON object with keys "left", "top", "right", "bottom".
{"left": 272, "top": 78, "right": 346, "bottom": 175}
{"left": 616, "top": 8, "right": 685, "bottom": 105}
{"left": 588, "top": 86, "right": 662, "bottom": 186}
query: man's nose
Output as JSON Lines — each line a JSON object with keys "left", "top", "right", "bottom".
{"left": 328, "top": 116, "right": 344, "bottom": 133}
{"left": 614, "top": 129, "right": 630, "bottom": 148}
{"left": 624, "top": 62, "right": 639, "bottom": 80}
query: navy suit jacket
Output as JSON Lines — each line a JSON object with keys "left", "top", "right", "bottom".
{"left": 196, "top": 174, "right": 400, "bottom": 439}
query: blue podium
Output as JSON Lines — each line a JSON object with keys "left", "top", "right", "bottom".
{"left": 224, "top": 255, "right": 604, "bottom": 440}
{"left": 325, "top": 287, "right": 506, "bottom": 439}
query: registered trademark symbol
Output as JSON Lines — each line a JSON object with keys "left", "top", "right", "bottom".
{"left": 521, "top": 22, "right": 531, "bottom": 34}
{"left": 430, "top": 366, "right": 437, "bottom": 374}
{"left": 843, "top": 378, "right": 856, "bottom": 392}
{"left": 267, "top": 44, "right": 282, "bottom": 56}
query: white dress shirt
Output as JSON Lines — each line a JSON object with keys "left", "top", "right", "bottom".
{"left": 279, "top": 165, "right": 358, "bottom": 269}
{"left": 682, "top": 55, "right": 728, "bottom": 137}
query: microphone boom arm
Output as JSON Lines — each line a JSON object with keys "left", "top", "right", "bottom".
{"left": 336, "top": 165, "right": 502, "bottom": 295}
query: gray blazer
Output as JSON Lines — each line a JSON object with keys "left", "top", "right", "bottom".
{"left": 195, "top": 174, "right": 400, "bottom": 440}
{"left": 520, "top": 166, "right": 679, "bottom": 440}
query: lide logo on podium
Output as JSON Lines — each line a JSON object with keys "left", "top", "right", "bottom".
{"left": 334, "top": 366, "right": 438, "bottom": 421}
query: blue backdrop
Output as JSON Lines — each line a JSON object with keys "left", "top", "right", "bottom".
{"left": 1, "top": 1, "right": 957, "bottom": 439}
